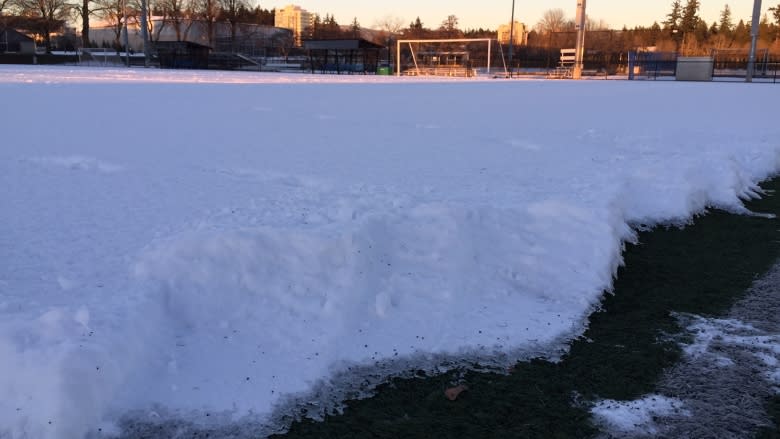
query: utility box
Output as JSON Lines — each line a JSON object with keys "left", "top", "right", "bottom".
{"left": 19, "top": 41, "right": 36, "bottom": 55}
{"left": 676, "top": 57, "right": 714, "bottom": 81}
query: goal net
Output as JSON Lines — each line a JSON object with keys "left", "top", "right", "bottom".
{"left": 395, "top": 38, "right": 496, "bottom": 77}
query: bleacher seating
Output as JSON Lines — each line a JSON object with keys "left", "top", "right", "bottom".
{"left": 548, "top": 48, "right": 576, "bottom": 79}
{"left": 402, "top": 66, "right": 475, "bottom": 77}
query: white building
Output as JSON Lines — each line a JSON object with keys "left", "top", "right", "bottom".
{"left": 274, "top": 4, "right": 314, "bottom": 46}
{"left": 497, "top": 21, "right": 528, "bottom": 46}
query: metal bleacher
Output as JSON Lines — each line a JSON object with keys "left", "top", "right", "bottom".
{"left": 548, "top": 48, "right": 575, "bottom": 79}
{"left": 403, "top": 65, "right": 475, "bottom": 77}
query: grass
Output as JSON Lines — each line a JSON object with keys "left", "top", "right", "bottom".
{"left": 759, "top": 396, "right": 780, "bottom": 438}
{"left": 274, "top": 178, "right": 780, "bottom": 439}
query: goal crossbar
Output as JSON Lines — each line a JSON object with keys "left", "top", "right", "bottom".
{"left": 396, "top": 38, "right": 492, "bottom": 77}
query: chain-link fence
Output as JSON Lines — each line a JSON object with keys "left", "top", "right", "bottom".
{"left": 629, "top": 54, "right": 780, "bottom": 82}
{"left": 485, "top": 46, "right": 780, "bottom": 82}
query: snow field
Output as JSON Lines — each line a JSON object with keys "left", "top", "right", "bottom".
{"left": 0, "top": 66, "right": 779, "bottom": 437}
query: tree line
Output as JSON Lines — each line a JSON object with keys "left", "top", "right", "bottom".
{"left": 528, "top": 1, "right": 780, "bottom": 55}
{"left": 392, "top": 2, "right": 780, "bottom": 56}
{"left": 0, "top": 0, "right": 273, "bottom": 52}
{"left": 2, "top": 0, "right": 780, "bottom": 55}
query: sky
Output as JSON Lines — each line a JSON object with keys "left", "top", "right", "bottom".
{"left": 262, "top": 1, "right": 775, "bottom": 31}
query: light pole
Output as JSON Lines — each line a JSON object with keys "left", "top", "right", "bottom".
{"left": 122, "top": 0, "right": 130, "bottom": 67}
{"left": 140, "top": 0, "right": 149, "bottom": 67}
{"left": 573, "top": 0, "right": 586, "bottom": 79}
{"left": 507, "top": 0, "right": 515, "bottom": 78}
{"left": 747, "top": 0, "right": 762, "bottom": 82}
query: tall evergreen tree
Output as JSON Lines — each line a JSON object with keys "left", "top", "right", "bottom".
{"left": 709, "top": 21, "right": 719, "bottom": 36}
{"left": 719, "top": 4, "right": 733, "bottom": 36}
{"left": 770, "top": 4, "right": 780, "bottom": 27}
{"left": 665, "top": 0, "right": 683, "bottom": 46}
{"left": 309, "top": 13, "right": 321, "bottom": 38}
{"left": 681, "top": 0, "right": 700, "bottom": 34}
{"left": 650, "top": 21, "right": 662, "bottom": 45}
{"left": 759, "top": 14, "right": 774, "bottom": 44}
{"left": 694, "top": 18, "right": 709, "bottom": 42}
{"left": 406, "top": 16, "right": 424, "bottom": 38}
{"left": 350, "top": 17, "right": 360, "bottom": 38}
{"left": 733, "top": 19, "right": 750, "bottom": 45}
{"left": 321, "top": 14, "right": 340, "bottom": 38}
{"left": 665, "top": 0, "right": 682, "bottom": 30}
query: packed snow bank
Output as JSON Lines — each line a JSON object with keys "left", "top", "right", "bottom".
{"left": 1, "top": 66, "right": 779, "bottom": 437}
{"left": 130, "top": 199, "right": 633, "bottom": 417}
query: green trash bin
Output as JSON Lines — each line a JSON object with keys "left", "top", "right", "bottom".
{"left": 377, "top": 66, "right": 391, "bottom": 75}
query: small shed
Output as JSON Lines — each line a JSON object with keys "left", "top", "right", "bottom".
{"left": 0, "top": 28, "right": 36, "bottom": 54}
{"left": 155, "top": 41, "right": 211, "bottom": 69}
{"left": 676, "top": 56, "right": 714, "bottom": 81}
{"left": 303, "top": 39, "right": 384, "bottom": 74}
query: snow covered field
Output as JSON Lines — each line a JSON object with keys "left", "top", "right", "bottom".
{"left": 1, "top": 65, "right": 779, "bottom": 438}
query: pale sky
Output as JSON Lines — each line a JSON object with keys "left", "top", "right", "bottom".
{"left": 262, "top": 1, "right": 774, "bottom": 31}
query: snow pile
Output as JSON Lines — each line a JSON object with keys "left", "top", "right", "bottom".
{"left": 0, "top": 66, "right": 779, "bottom": 438}
{"left": 591, "top": 395, "right": 690, "bottom": 436}
{"left": 0, "top": 307, "right": 123, "bottom": 437}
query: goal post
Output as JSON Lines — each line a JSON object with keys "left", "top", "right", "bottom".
{"left": 395, "top": 38, "right": 493, "bottom": 77}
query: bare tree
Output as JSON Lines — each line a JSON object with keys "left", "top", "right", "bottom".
{"left": 536, "top": 8, "right": 567, "bottom": 34}
{"left": 15, "top": 0, "right": 71, "bottom": 51}
{"left": 155, "top": 0, "right": 191, "bottom": 41}
{"left": 217, "top": 0, "right": 245, "bottom": 48}
{"left": 373, "top": 14, "right": 402, "bottom": 66}
{"left": 70, "top": 0, "right": 105, "bottom": 48}
{"left": 94, "top": 0, "right": 137, "bottom": 50}
{"left": 0, "top": 0, "right": 13, "bottom": 15}
{"left": 439, "top": 14, "right": 460, "bottom": 38}
{"left": 140, "top": 0, "right": 163, "bottom": 43}
{"left": 374, "top": 14, "right": 403, "bottom": 35}
{"left": 80, "top": 0, "right": 91, "bottom": 46}
{"left": 770, "top": 4, "right": 780, "bottom": 28}
{"left": 587, "top": 17, "right": 609, "bottom": 31}
{"left": 0, "top": 0, "right": 15, "bottom": 52}
{"left": 188, "top": 0, "right": 217, "bottom": 46}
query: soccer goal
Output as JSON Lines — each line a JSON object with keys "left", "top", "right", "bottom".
{"left": 395, "top": 38, "right": 494, "bottom": 77}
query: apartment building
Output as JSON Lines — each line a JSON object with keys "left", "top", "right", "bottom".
{"left": 497, "top": 21, "right": 528, "bottom": 46}
{"left": 274, "top": 4, "right": 314, "bottom": 46}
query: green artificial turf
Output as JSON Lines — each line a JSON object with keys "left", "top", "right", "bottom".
{"left": 758, "top": 396, "right": 780, "bottom": 438}
{"left": 275, "top": 178, "right": 780, "bottom": 439}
